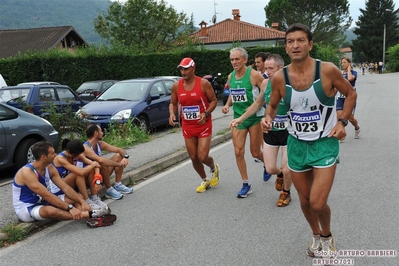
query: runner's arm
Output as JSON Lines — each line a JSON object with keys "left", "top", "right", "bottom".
{"left": 169, "top": 82, "right": 179, "bottom": 125}
{"left": 230, "top": 79, "right": 268, "bottom": 128}
{"left": 265, "top": 70, "right": 284, "bottom": 122}
{"left": 83, "top": 145, "right": 123, "bottom": 167}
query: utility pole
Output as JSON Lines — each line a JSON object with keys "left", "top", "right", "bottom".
{"left": 383, "top": 9, "right": 393, "bottom": 70}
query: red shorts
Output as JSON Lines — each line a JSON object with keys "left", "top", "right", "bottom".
{"left": 182, "top": 125, "right": 212, "bottom": 139}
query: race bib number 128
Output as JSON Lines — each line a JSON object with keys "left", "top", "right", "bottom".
{"left": 182, "top": 105, "right": 200, "bottom": 120}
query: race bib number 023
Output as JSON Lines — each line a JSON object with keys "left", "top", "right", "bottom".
{"left": 182, "top": 105, "right": 200, "bottom": 120}
{"left": 290, "top": 110, "right": 323, "bottom": 133}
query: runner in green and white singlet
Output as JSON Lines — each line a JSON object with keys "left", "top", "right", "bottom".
{"left": 230, "top": 67, "right": 264, "bottom": 129}
{"left": 283, "top": 59, "right": 337, "bottom": 141}
{"left": 222, "top": 47, "right": 265, "bottom": 198}
{"left": 263, "top": 23, "right": 357, "bottom": 259}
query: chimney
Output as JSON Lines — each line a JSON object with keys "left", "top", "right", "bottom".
{"left": 271, "top": 22, "right": 279, "bottom": 30}
{"left": 199, "top": 20, "right": 208, "bottom": 37}
{"left": 232, "top": 9, "right": 241, "bottom": 21}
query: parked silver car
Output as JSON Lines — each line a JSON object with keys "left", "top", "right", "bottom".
{"left": 0, "top": 102, "right": 59, "bottom": 170}
{"left": 76, "top": 80, "right": 118, "bottom": 101}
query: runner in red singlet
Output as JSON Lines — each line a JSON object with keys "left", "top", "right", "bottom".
{"left": 169, "top": 58, "right": 220, "bottom": 193}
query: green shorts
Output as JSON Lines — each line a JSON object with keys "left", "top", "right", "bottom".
{"left": 235, "top": 115, "right": 261, "bottom": 130}
{"left": 287, "top": 135, "right": 339, "bottom": 172}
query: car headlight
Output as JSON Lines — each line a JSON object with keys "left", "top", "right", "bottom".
{"left": 111, "top": 109, "right": 132, "bottom": 120}
{"left": 76, "top": 109, "right": 83, "bottom": 117}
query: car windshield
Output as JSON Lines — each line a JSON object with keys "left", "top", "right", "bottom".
{"left": 97, "top": 82, "right": 150, "bottom": 101}
{"left": 0, "top": 88, "right": 31, "bottom": 102}
{"left": 77, "top": 82, "right": 98, "bottom": 92}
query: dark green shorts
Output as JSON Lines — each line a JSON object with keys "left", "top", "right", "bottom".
{"left": 287, "top": 135, "right": 339, "bottom": 172}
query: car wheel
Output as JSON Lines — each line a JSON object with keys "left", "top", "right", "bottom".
{"left": 14, "top": 138, "right": 39, "bottom": 169}
{"left": 136, "top": 115, "right": 149, "bottom": 132}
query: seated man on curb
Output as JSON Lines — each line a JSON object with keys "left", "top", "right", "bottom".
{"left": 50, "top": 139, "right": 110, "bottom": 212}
{"left": 78, "top": 124, "right": 132, "bottom": 200}
{"left": 12, "top": 141, "right": 116, "bottom": 228}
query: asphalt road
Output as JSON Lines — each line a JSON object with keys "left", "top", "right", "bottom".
{"left": 0, "top": 72, "right": 398, "bottom": 266}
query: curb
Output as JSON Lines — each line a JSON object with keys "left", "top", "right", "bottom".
{"left": 0, "top": 130, "right": 232, "bottom": 242}
{"left": 117, "top": 130, "right": 232, "bottom": 187}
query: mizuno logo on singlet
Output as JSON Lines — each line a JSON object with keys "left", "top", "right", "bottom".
{"left": 291, "top": 111, "right": 321, "bottom": 122}
{"left": 182, "top": 106, "right": 200, "bottom": 112}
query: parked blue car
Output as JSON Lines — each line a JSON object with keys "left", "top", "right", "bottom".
{"left": 77, "top": 78, "right": 176, "bottom": 130}
{"left": 0, "top": 84, "right": 88, "bottom": 116}
{"left": 0, "top": 102, "right": 59, "bottom": 170}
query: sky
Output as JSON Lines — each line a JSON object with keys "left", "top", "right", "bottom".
{"left": 146, "top": 0, "right": 366, "bottom": 29}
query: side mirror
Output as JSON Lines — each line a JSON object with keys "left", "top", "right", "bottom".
{"left": 150, "top": 94, "right": 160, "bottom": 101}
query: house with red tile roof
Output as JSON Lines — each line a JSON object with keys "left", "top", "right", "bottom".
{"left": 189, "top": 9, "right": 285, "bottom": 50}
{"left": 0, "top": 26, "right": 88, "bottom": 59}
{"left": 339, "top": 47, "right": 353, "bottom": 61}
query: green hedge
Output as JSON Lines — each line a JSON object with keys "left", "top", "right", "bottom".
{"left": 0, "top": 45, "right": 323, "bottom": 90}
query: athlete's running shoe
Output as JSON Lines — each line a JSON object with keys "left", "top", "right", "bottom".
{"left": 210, "top": 164, "right": 220, "bottom": 187}
{"left": 306, "top": 234, "right": 322, "bottom": 257}
{"left": 196, "top": 180, "right": 210, "bottom": 193}
{"left": 91, "top": 208, "right": 111, "bottom": 218}
{"left": 355, "top": 127, "right": 361, "bottom": 139}
{"left": 92, "top": 197, "right": 108, "bottom": 208}
{"left": 92, "top": 198, "right": 111, "bottom": 214}
{"left": 105, "top": 187, "right": 123, "bottom": 200}
{"left": 321, "top": 235, "right": 336, "bottom": 258}
{"left": 87, "top": 214, "right": 117, "bottom": 229}
{"left": 114, "top": 183, "right": 133, "bottom": 194}
{"left": 237, "top": 183, "right": 252, "bottom": 198}
{"left": 85, "top": 198, "right": 102, "bottom": 210}
{"left": 263, "top": 166, "right": 271, "bottom": 182}
{"left": 275, "top": 177, "right": 284, "bottom": 191}
{"left": 277, "top": 191, "right": 291, "bottom": 207}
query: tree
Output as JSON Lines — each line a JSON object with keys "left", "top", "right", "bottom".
{"left": 352, "top": 0, "right": 399, "bottom": 63}
{"left": 340, "top": 41, "right": 352, "bottom": 48}
{"left": 93, "top": 0, "right": 195, "bottom": 53}
{"left": 264, "top": 0, "right": 352, "bottom": 47}
{"left": 386, "top": 44, "right": 399, "bottom": 71}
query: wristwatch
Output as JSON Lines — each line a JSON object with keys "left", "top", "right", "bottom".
{"left": 338, "top": 119, "right": 348, "bottom": 127}
{"left": 205, "top": 111, "right": 210, "bottom": 118}
{"left": 95, "top": 179, "right": 102, "bottom": 185}
{"left": 123, "top": 154, "right": 129, "bottom": 159}
{"left": 67, "top": 204, "right": 74, "bottom": 212}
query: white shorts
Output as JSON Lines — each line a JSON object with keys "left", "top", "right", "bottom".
{"left": 16, "top": 204, "right": 46, "bottom": 222}
{"left": 15, "top": 194, "right": 65, "bottom": 222}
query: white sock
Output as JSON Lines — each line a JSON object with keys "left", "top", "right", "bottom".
{"left": 91, "top": 195, "right": 98, "bottom": 201}
{"left": 114, "top": 182, "right": 121, "bottom": 186}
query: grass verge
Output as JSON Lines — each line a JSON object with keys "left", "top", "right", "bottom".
{"left": 0, "top": 223, "right": 28, "bottom": 248}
